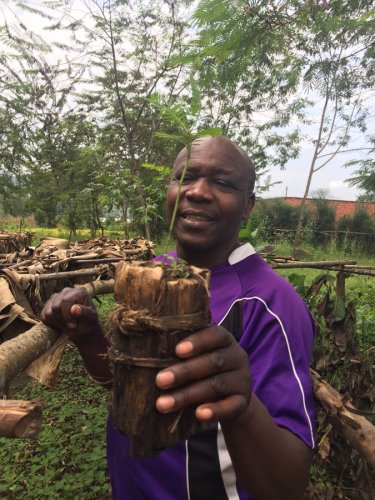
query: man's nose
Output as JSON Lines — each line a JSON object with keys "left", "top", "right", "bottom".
{"left": 185, "top": 178, "right": 213, "bottom": 201}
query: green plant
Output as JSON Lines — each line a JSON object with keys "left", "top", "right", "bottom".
{"left": 283, "top": 267, "right": 375, "bottom": 496}
{"left": 144, "top": 80, "right": 221, "bottom": 254}
{"left": 238, "top": 217, "right": 264, "bottom": 248}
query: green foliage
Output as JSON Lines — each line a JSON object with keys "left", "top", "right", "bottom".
{"left": 337, "top": 209, "right": 375, "bottom": 255}
{"left": 254, "top": 198, "right": 313, "bottom": 244}
{"left": 147, "top": 87, "right": 221, "bottom": 250}
{"left": 0, "top": 295, "right": 117, "bottom": 498}
{"left": 2, "top": 0, "right": 373, "bottom": 243}
{"left": 238, "top": 212, "right": 265, "bottom": 248}
{"left": 0, "top": 348, "right": 111, "bottom": 499}
{"left": 312, "top": 198, "right": 336, "bottom": 246}
{"left": 346, "top": 135, "right": 375, "bottom": 201}
{"left": 284, "top": 268, "right": 375, "bottom": 496}
{"left": 192, "top": 0, "right": 375, "bottom": 248}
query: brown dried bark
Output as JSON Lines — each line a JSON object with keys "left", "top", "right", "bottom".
{"left": 109, "top": 261, "right": 210, "bottom": 456}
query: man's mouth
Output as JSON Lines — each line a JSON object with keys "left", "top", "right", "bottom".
{"left": 180, "top": 211, "right": 214, "bottom": 222}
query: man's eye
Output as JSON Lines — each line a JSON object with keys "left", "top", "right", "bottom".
{"left": 215, "top": 179, "right": 241, "bottom": 191}
{"left": 175, "top": 174, "right": 193, "bottom": 183}
{"left": 215, "top": 179, "right": 232, "bottom": 188}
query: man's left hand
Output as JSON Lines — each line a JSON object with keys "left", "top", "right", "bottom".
{"left": 155, "top": 326, "right": 252, "bottom": 422}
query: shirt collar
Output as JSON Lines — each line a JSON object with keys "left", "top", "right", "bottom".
{"left": 228, "top": 243, "right": 256, "bottom": 265}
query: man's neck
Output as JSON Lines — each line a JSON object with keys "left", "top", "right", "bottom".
{"left": 176, "top": 242, "right": 241, "bottom": 269}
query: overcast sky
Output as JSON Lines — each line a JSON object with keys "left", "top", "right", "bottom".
{"left": 264, "top": 146, "right": 362, "bottom": 201}
{"left": 1, "top": 0, "right": 371, "bottom": 202}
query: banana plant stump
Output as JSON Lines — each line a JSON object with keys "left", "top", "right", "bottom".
{"left": 108, "top": 260, "right": 210, "bottom": 456}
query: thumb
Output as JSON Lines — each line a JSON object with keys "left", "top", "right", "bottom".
{"left": 70, "top": 303, "right": 98, "bottom": 325}
{"left": 71, "top": 303, "right": 83, "bottom": 317}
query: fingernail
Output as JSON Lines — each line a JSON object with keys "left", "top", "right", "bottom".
{"left": 176, "top": 341, "right": 193, "bottom": 356}
{"left": 156, "top": 395, "right": 175, "bottom": 412}
{"left": 71, "top": 304, "right": 81, "bottom": 316}
{"left": 67, "top": 322, "right": 77, "bottom": 329}
{"left": 197, "top": 407, "right": 213, "bottom": 420}
{"left": 156, "top": 371, "right": 174, "bottom": 388}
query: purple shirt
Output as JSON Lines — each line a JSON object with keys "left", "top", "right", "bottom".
{"left": 107, "top": 244, "right": 316, "bottom": 499}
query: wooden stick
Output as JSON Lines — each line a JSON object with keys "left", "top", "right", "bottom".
{"left": 320, "top": 267, "right": 375, "bottom": 277}
{"left": 16, "top": 266, "right": 110, "bottom": 281}
{"left": 0, "top": 400, "right": 43, "bottom": 438}
{"left": 273, "top": 260, "right": 357, "bottom": 268}
{"left": 0, "top": 279, "right": 114, "bottom": 395}
{"left": 0, "top": 323, "right": 60, "bottom": 396}
{"left": 7, "top": 260, "right": 33, "bottom": 270}
{"left": 273, "top": 263, "right": 375, "bottom": 276}
{"left": 68, "top": 257, "right": 139, "bottom": 265}
{"left": 311, "top": 370, "right": 375, "bottom": 470}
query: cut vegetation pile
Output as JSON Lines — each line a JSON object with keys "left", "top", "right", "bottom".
{"left": 0, "top": 230, "right": 34, "bottom": 254}
{"left": 0, "top": 236, "right": 155, "bottom": 318}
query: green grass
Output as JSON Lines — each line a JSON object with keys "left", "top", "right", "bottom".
{"left": 0, "top": 351, "right": 111, "bottom": 499}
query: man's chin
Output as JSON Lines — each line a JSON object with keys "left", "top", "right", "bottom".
{"left": 176, "top": 235, "right": 215, "bottom": 255}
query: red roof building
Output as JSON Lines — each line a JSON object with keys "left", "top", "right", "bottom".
{"left": 282, "top": 197, "right": 375, "bottom": 220}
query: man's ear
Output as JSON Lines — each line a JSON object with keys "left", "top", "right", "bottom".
{"left": 242, "top": 194, "right": 255, "bottom": 220}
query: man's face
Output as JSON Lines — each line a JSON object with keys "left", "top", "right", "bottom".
{"left": 166, "top": 137, "right": 254, "bottom": 267}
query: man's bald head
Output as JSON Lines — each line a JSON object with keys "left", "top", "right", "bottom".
{"left": 173, "top": 135, "right": 256, "bottom": 198}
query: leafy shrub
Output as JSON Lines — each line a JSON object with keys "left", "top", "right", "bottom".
{"left": 337, "top": 209, "right": 375, "bottom": 255}
{"left": 312, "top": 199, "right": 336, "bottom": 246}
{"left": 286, "top": 269, "right": 375, "bottom": 497}
{"left": 254, "top": 198, "right": 313, "bottom": 244}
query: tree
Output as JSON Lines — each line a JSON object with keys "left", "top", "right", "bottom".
{"left": 190, "top": 0, "right": 309, "bottom": 190}
{"left": 190, "top": 1, "right": 375, "bottom": 245}
{"left": 346, "top": 135, "right": 375, "bottom": 202}
{"left": 0, "top": 4, "right": 93, "bottom": 231}
{"left": 57, "top": 0, "right": 193, "bottom": 240}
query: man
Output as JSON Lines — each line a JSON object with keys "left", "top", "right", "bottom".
{"left": 41, "top": 136, "right": 315, "bottom": 499}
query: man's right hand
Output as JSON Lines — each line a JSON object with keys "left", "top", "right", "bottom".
{"left": 40, "top": 287, "right": 101, "bottom": 341}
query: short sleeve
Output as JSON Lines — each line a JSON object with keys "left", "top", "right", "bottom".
{"left": 240, "top": 295, "right": 316, "bottom": 449}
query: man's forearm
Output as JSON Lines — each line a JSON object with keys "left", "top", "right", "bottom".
{"left": 221, "top": 395, "right": 313, "bottom": 499}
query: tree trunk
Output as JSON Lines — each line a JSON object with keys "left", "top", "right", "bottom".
{"left": 293, "top": 84, "right": 331, "bottom": 248}
{"left": 122, "top": 196, "right": 129, "bottom": 238}
{"left": 143, "top": 203, "right": 151, "bottom": 242}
